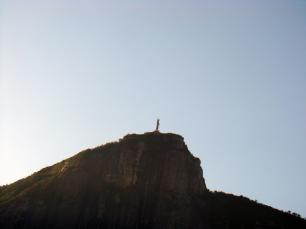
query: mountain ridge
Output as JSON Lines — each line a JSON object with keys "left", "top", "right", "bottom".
{"left": 0, "top": 132, "right": 305, "bottom": 229}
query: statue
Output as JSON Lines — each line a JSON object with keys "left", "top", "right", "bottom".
{"left": 155, "top": 119, "right": 160, "bottom": 132}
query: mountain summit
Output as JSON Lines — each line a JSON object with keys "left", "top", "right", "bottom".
{"left": 0, "top": 132, "right": 305, "bottom": 228}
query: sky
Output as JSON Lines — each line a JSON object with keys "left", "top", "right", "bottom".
{"left": 1, "top": 0, "right": 306, "bottom": 217}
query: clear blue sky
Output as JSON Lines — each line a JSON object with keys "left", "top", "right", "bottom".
{"left": 1, "top": 0, "right": 306, "bottom": 217}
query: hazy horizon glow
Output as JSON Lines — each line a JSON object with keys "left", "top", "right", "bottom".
{"left": 1, "top": 0, "right": 306, "bottom": 217}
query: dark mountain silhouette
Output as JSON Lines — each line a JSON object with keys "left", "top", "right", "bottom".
{"left": 0, "top": 132, "right": 305, "bottom": 229}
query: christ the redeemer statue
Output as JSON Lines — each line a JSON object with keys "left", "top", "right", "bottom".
{"left": 155, "top": 119, "right": 160, "bottom": 132}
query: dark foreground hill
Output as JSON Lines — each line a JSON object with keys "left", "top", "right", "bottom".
{"left": 0, "top": 132, "right": 305, "bottom": 229}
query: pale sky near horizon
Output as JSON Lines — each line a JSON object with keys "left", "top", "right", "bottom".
{"left": 1, "top": 0, "right": 306, "bottom": 217}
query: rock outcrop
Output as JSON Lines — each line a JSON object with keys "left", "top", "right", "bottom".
{"left": 0, "top": 132, "right": 209, "bottom": 228}
{"left": 0, "top": 132, "right": 305, "bottom": 229}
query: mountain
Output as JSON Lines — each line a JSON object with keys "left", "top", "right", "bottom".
{"left": 0, "top": 132, "right": 305, "bottom": 229}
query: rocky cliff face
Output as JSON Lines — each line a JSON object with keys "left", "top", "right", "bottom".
{"left": 0, "top": 132, "right": 209, "bottom": 229}
{"left": 0, "top": 132, "right": 305, "bottom": 229}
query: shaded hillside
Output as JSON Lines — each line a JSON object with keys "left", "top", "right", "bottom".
{"left": 207, "top": 191, "right": 305, "bottom": 229}
{"left": 0, "top": 132, "right": 305, "bottom": 229}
